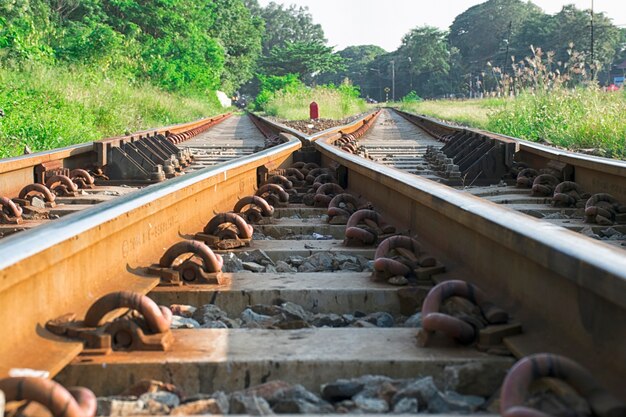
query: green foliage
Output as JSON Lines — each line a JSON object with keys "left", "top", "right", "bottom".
{"left": 253, "top": 73, "right": 303, "bottom": 110}
{"left": 0, "top": 64, "right": 223, "bottom": 158}
{"left": 247, "top": 1, "right": 325, "bottom": 55}
{"left": 487, "top": 88, "right": 626, "bottom": 158}
{"left": 448, "top": 0, "right": 543, "bottom": 73}
{"left": 318, "top": 45, "right": 387, "bottom": 98}
{"left": 0, "top": 0, "right": 262, "bottom": 93}
{"left": 262, "top": 40, "right": 345, "bottom": 83}
{"left": 511, "top": 5, "right": 621, "bottom": 74}
{"left": 398, "top": 98, "right": 507, "bottom": 129}
{"left": 0, "top": 0, "right": 55, "bottom": 63}
{"left": 402, "top": 91, "right": 422, "bottom": 103}
{"left": 261, "top": 82, "right": 367, "bottom": 120}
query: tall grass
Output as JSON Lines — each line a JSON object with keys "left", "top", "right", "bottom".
{"left": 398, "top": 98, "right": 507, "bottom": 129}
{"left": 263, "top": 85, "right": 367, "bottom": 120}
{"left": 0, "top": 64, "right": 224, "bottom": 158}
{"left": 488, "top": 88, "right": 626, "bottom": 158}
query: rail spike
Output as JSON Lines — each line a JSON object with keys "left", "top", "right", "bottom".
{"left": 17, "top": 183, "right": 56, "bottom": 207}
{"left": 500, "top": 353, "right": 626, "bottom": 417}
{"left": 314, "top": 183, "right": 344, "bottom": 208}
{"left": 69, "top": 169, "right": 95, "bottom": 189}
{"left": 553, "top": 181, "right": 589, "bottom": 208}
{"left": 45, "top": 291, "right": 174, "bottom": 353}
{"left": 0, "top": 377, "right": 97, "bottom": 417}
{"left": 531, "top": 174, "right": 560, "bottom": 197}
{"left": 148, "top": 240, "right": 225, "bottom": 285}
{"left": 585, "top": 193, "right": 626, "bottom": 225}
{"left": 0, "top": 196, "right": 24, "bottom": 224}
{"left": 327, "top": 193, "right": 360, "bottom": 224}
{"left": 45, "top": 174, "right": 79, "bottom": 197}
{"left": 256, "top": 183, "right": 289, "bottom": 207}
{"left": 516, "top": 168, "right": 538, "bottom": 188}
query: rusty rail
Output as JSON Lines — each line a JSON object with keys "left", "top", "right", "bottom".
{"left": 394, "top": 108, "right": 626, "bottom": 202}
{"left": 0, "top": 133, "right": 301, "bottom": 379}
{"left": 0, "top": 113, "right": 232, "bottom": 196}
{"left": 314, "top": 127, "right": 626, "bottom": 399}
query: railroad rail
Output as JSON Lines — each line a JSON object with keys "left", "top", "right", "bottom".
{"left": 0, "top": 112, "right": 286, "bottom": 240}
{"left": 0, "top": 109, "right": 624, "bottom": 417}
{"left": 338, "top": 108, "right": 626, "bottom": 249}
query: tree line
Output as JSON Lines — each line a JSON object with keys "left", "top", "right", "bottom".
{"left": 322, "top": 0, "right": 626, "bottom": 100}
{"left": 1, "top": 0, "right": 624, "bottom": 100}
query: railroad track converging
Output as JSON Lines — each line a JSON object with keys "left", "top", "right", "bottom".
{"left": 0, "top": 113, "right": 283, "bottom": 240}
{"left": 338, "top": 108, "right": 626, "bottom": 249}
{"left": 0, "top": 110, "right": 624, "bottom": 417}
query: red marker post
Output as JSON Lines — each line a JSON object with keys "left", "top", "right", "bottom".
{"left": 309, "top": 101, "right": 319, "bottom": 120}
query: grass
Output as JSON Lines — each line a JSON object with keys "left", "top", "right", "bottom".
{"left": 487, "top": 88, "right": 626, "bottom": 159}
{"left": 398, "top": 90, "right": 626, "bottom": 159}
{"left": 0, "top": 64, "right": 224, "bottom": 158}
{"left": 398, "top": 98, "right": 507, "bottom": 129}
{"left": 262, "top": 85, "right": 367, "bottom": 120}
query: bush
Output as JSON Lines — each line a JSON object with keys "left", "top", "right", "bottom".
{"left": 0, "top": 64, "right": 224, "bottom": 158}
{"left": 253, "top": 73, "right": 303, "bottom": 110}
{"left": 402, "top": 91, "right": 422, "bottom": 103}
{"left": 259, "top": 80, "right": 367, "bottom": 120}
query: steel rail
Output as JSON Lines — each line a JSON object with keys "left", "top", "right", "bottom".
{"left": 256, "top": 110, "right": 381, "bottom": 143}
{"left": 0, "top": 133, "right": 301, "bottom": 379}
{"left": 0, "top": 113, "right": 232, "bottom": 196}
{"left": 394, "top": 108, "right": 626, "bottom": 201}
{"left": 314, "top": 130, "right": 626, "bottom": 398}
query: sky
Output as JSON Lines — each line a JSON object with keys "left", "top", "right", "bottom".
{"left": 257, "top": 0, "right": 626, "bottom": 52}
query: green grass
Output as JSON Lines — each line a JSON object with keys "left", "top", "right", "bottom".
{"left": 487, "top": 89, "right": 626, "bottom": 159}
{"left": 398, "top": 90, "right": 626, "bottom": 159}
{"left": 0, "top": 64, "right": 224, "bottom": 158}
{"left": 262, "top": 85, "right": 367, "bottom": 120}
{"left": 398, "top": 98, "right": 507, "bottom": 129}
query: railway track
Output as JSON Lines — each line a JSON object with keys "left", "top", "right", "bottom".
{"left": 0, "top": 112, "right": 279, "bottom": 240}
{"left": 343, "top": 108, "right": 626, "bottom": 249}
{"left": 0, "top": 110, "right": 625, "bottom": 417}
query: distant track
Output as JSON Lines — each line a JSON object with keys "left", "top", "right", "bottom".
{"left": 342, "top": 108, "right": 626, "bottom": 249}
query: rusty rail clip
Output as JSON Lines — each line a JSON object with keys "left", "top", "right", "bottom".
{"left": 147, "top": 240, "right": 224, "bottom": 285}
{"left": 195, "top": 212, "right": 253, "bottom": 250}
{"left": 418, "top": 280, "right": 519, "bottom": 348}
{"left": 46, "top": 291, "right": 173, "bottom": 354}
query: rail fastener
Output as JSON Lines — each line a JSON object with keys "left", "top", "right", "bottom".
{"left": 46, "top": 291, "right": 174, "bottom": 354}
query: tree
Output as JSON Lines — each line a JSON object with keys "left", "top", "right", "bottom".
{"left": 400, "top": 27, "right": 450, "bottom": 81}
{"left": 204, "top": 0, "right": 264, "bottom": 92}
{"left": 318, "top": 45, "right": 386, "bottom": 96}
{"left": 261, "top": 40, "right": 344, "bottom": 83}
{"left": 510, "top": 5, "right": 621, "bottom": 80}
{"left": 249, "top": 1, "right": 325, "bottom": 54}
{"left": 449, "top": 0, "right": 542, "bottom": 73}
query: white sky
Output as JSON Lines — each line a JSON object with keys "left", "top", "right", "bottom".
{"left": 257, "top": 0, "right": 626, "bottom": 52}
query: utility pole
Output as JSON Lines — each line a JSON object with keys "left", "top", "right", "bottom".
{"left": 391, "top": 60, "right": 395, "bottom": 101}
{"left": 407, "top": 57, "right": 413, "bottom": 92}
{"left": 502, "top": 21, "right": 512, "bottom": 75}
{"left": 590, "top": 0, "right": 595, "bottom": 79}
